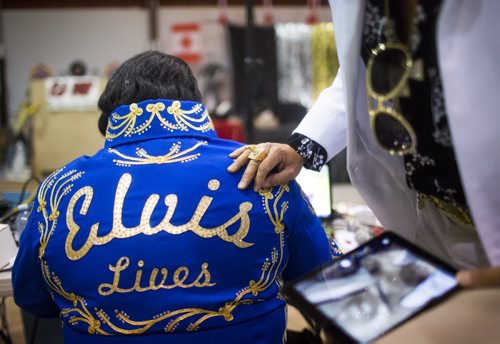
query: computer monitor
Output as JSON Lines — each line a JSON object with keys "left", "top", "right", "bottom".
{"left": 296, "top": 165, "right": 332, "bottom": 219}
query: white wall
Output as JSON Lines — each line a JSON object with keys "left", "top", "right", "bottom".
{"left": 3, "top": 8, "right": 149, "bottom": 117}
{"left": 2, "top": 5, "right": 332, "bottom": 118}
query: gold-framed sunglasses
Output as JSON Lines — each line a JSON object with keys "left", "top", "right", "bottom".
{"left": 366, "top": 0, "right": 423, "bottom": 156}
{"left": 366, "top": 41, "right": 417, "bottom": 156}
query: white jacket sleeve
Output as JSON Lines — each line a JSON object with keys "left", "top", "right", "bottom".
{"left": 293, "top": 69, "right": 348, "bottom": 161}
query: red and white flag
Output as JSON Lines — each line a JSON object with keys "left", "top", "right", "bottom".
{"left": 170, "top": 23, "right": 202, "bottom": 64}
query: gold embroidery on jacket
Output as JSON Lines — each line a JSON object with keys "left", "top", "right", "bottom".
{"left": 37, "top": 169, "right": 85, "bottom": 258}
{"left": 259, "top": 185, "right": 290, "bottom": 234}
{"left": 94, "top": 185, "right": 290, "bottom": 334}
{"left": 65, "top": 173, "right": 254, "bottom": 260}
{"left": 331, "top": 245, "right": 343, "bottom": 258}
{"left": 36, "top": 168, "right": 110, "bottom": 335}
{"left": 97, "top": 257, "right": 215, "bottom": 296}
{"left": 106, "top": 103, "right": 144, "bottom": 139}
{"left": 109, "top": 141, "right": 207, "bottom": 166}
{"left": 35, "top": 167, "right": 290, "bottom": 335}
{"left": 106, "top": 101, "right": 214, "bottom": 141}
{"left": 94, "top": 242, "right": 285, "bottom": 334}
{"left": 165, "top": 101, "right": 213, "bottom": 132}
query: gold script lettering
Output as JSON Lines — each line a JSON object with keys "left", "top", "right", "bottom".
{"left": 66, "top": 173, "right": 253, "bottom": 260}
{"left": 98, "top": 257, "right": 215, "bottom": 296}
{"left": 65, "top": 186, "right": 100, "bottom": 260}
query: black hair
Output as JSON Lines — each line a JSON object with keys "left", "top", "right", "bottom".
{"left": 97, "top": 51, "right": 202, "bottom": 136}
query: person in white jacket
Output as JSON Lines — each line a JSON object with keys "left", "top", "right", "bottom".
{"left": 228, "top": 0, "right": 500, "bottom": 288}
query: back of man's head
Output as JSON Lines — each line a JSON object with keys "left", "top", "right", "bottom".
{"left": 97, "top": 51, "right": 202, "bottom": 135}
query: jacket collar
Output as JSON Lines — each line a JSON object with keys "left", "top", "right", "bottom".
{"left": 104, "top": 99, "right": 216, "bottom": 148}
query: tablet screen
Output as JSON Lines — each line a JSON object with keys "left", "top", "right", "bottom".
{"left": 290, "top": 233, "right": 459, "bottom": 343}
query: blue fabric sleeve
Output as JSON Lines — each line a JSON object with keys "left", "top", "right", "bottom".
{"left": 282, "top": 181, "right": 336, "bottom": 282}
{"left": 12, "top": 197, "right": 59, "bottom": 318}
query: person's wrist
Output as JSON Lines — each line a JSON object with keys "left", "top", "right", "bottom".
{"left": 286, "top": 133, "right": 327, "bottom": 171}
{"left": 286, "top": 144, "right": 305, "bottom": 164}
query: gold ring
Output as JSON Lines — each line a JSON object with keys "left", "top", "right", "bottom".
{"left": 244, "top": 145, "right": 257, "bottom": 152}
{"left": 248, "top": 147, "right": 267, "bottom": 162}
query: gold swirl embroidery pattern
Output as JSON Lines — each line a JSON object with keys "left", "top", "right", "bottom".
{"left": 35, "top": 167, "right": 290, "bottom": 335}
{"left": 106, "top": 101, "right": 214, "bottom": 141}
{"left": 36, "top": 168, "right": 110, "bottom": 335}
{"left": 259, "top": 185, "right": 290, "bottom": 234}
{"left": 108, "top": 141, "right": 207, "bottom": 167}
{"left": 106, "top": 103, "right": 144, "bottom": 140}
{"left": 93, "top": 185, "right": 290, "bottom": 334}
{"left": 37, "top": 168, "right": 85, "bottom": 258}
{"left": 164, "top": 101, "right": 213, "bottom": 132}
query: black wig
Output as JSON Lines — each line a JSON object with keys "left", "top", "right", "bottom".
{"left": 97, "top": 51, "right": 202, "bottom": 136}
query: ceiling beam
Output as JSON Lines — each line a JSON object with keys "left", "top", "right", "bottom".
{"left": 3, "top": 0, "right": 316, "bottom": 9}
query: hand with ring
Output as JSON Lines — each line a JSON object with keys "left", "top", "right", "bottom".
{"left": 227, "top": 142, "right": 305, "bottom": 192}
{"left": 248, "top": 146, "right": 268, "bottom": 162}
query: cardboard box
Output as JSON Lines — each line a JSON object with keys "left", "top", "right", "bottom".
{"left": 30, "top": 79, "right": 107, "bottom": 176}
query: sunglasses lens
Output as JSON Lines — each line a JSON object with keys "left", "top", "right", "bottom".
{"left": 371, "top": 48, "right": 408, "bottom": 95}
{"left": 374, "top": 112, "right": 412, "bottom": 154}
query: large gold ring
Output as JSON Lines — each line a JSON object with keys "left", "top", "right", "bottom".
{"left": 244, "top": 145, "right": 257, "bottom": 152}
{"left": 248, "top": 147, "right": 267, "bottom": 162}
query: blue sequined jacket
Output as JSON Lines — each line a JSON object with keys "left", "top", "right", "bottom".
{"left": 13, "top": 99, "right": 340, "bottom": 343}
